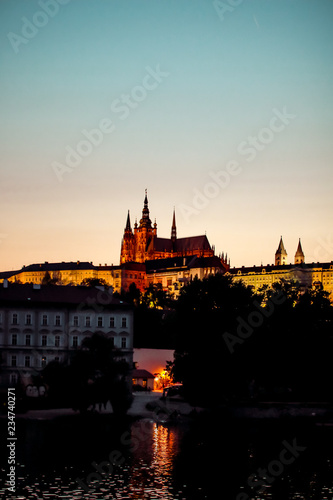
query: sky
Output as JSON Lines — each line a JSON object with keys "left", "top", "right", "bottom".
{"left": 1, "top": 0, "right": 333, "bottom": 271}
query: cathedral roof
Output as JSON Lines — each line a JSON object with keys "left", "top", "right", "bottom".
{"left": 152, "top": 235, "right": 212, "bottom": 253}
{"left": 174, "top": 235, "right": 212, "bottom": 253}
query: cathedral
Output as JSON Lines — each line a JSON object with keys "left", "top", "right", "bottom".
{"left": 120, "top": 190, "right": 223, "bottom": 265}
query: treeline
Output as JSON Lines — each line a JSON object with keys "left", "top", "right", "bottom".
{"left": 169, "top": 275, "right": 333, "bottom": 406}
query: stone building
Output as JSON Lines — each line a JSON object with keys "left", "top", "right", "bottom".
{"left": 228, "top": 237, "right": 333, "bottom": 301}
{"left": 120, "top": 190, "right": 220, "bottom": 264}
{"left": 145, "top": 255, "right": 228, "bottom": 296}
{"left": 0, "top": 282, "right": 133, "bottom": 389}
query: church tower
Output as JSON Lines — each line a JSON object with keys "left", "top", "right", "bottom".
{"left": 120, "top": 211, "right": 135, "bottom": 264}
{"left": 294, "top": 238, "right": 305, "bottom": 265}
{"left": 275, "top": 236, "right": 288, "bottom": 266}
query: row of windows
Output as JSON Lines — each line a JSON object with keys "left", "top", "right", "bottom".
{"left": 10, "top": 355, "right": 58, "bottom": 368}
{"left": 1, "top": 314, "right": 128, "bottom": 328}
{"left": 10, "top": 334, "right": 128, "bottom": 348}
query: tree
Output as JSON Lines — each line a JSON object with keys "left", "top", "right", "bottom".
{"left": 42, "top": 271, "right": 60, "bottom": 285}
{"left": 141, "top": 283, "right": 172, "bottom": 309}
{"left": 81, "top": 278, "right": 109, "bottom": 288}
{"left": 170, "top": 274, "right": 333, "bottom": 406}
{"left": 43, "top": 333, "right": 133, "bottom": 415}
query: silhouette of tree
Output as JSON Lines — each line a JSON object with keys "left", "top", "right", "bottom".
{"left": 43, "top": 333, "right": 133, "bottom": 414}
{"left": 170, "top": 274, "right": 333, "bottom": 406}
{"left": 80, "top": 278, "right": 109, "bottom": 288}
{"left": 42, "top": 271, "right": 60, "bottom": 285}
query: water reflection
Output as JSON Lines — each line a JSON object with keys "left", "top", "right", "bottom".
{"left": 128, "top": 421, "right": 180, "bottom": 499}
{"left": 0, "top": 415, "right": 333, "bottom": 499}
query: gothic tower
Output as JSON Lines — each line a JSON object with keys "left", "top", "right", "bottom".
{"left": 136, "top": 190, "right": 154, "bottom": 263}
{"left": 294, "top": 238, "right": 305, "bottom": 265}
{"left": 120, "top": 211, "right": 135, "bottom": 264}
{"left": 275, "top": 236, "right": 288, "bottom": 266}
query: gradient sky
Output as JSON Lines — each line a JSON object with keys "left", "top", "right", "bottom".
{"left": 1, "top": 0, "right": 333, "bottom": 271}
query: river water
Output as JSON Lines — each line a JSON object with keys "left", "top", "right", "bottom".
{"left": 1, "top": 412, "right": 333, "bottom": 499}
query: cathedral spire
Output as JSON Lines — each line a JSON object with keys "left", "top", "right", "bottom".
{"left": 139, "top": 188, "right": 152, "bottom": 229}
{"left": 171, "top": 207, "right": 177, "bottom": 242}
{"left": 125, "top": 210, "right": 131, "bottom": 232}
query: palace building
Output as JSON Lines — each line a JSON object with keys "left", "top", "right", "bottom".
{"left": 228, "top": 237, "right": 333, "bottom": 301}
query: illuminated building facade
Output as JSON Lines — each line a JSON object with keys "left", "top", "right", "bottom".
{"left": 145, "top": 255, "right": 228, "bottom": 296}
{"left": 120, "top": 191, "right": 218, "bottom": 264}
{"left": 228, "top": 237, "right": 333, "bottom": 301}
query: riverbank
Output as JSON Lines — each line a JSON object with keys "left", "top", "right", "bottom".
{"left": 1, "top": 394, "right": 333, "bottom": 423}
{"left": 0, "top": 391, "right": 201, "bottom": 421}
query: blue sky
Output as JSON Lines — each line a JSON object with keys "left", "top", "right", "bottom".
{"left": 1, "top": 0, "right": 333, "bottom": 270}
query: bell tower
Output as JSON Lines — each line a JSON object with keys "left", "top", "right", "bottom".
{"left": 294, "top": 238, "right": 305, "bottom": 265}
{"left": 275, "top": 236, "right": 288, "bottom": 266}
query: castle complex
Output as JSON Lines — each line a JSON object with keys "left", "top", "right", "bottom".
{"left": 0, "top": 193, "right": 332, "bottom": 300}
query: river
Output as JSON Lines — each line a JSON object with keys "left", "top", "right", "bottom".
{"left": 1, "top": 412, "right": 333, "bottom": 499}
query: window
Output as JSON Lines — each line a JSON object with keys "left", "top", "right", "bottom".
{"left": 121, "top": 337, "right": 126, "bottom": 349}
{"left": 97, "top": 317, "right": 103, "bottom": 327}
{"left": 42, "top": 314, "right": 48, "bottom": 326}
{"left": 54, "top": 356, "right": 60, "bottom": 363}
{"left": 26, "top": 335, "right": 31, "bottom": 346}
{"left": 72, "top": 336, "right": 78, "bottom": 348}
{"left": 110, "top": 337, "right": 114, "bottom": 347}
{"left": 109, "top": 317, "right": 115, "bottom": 328}
{"left": 41, "top": 357, "right": 46, "bottom": 368}
{"left": 85, "top": 317, "right": 91, "bottom": 327}
{"left": 25, "top": 356, "right": 30, "bottom": 368}
{"left": 11, "top": 334, "right": 17, "bottom": 346}
{"left": 42, "top": 335, "right": 47, "bottom": 347}
{"left": 12, "top": 313, "right": 18, "bottom": 325}
{"left": 167, "top": 279, "right": 172, "bottom": 287}
{"left": 55, "top": 315, "right": 61, "bottom": 326}
{"left": 73, "top": 316, "right": 79, "bottom": 327}
{"left": 11, "top": 356, "right": 17, "bottom": 367}
{"left": 122, "top": 317, "right": 127, "bottom": 328}
{"left": 26, "top": 314, "right": 32, "bottom": 325}
{"left": 55, "top": 335, "right": 60, "bottom": 347}
{"left": 10, "top": 373, "right": 18, "bottom": 385}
